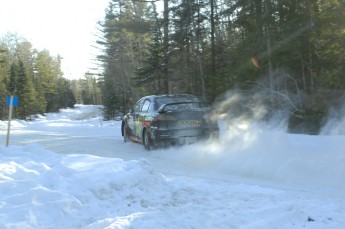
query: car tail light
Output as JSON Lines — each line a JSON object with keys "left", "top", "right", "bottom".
{"left": 157, "top": 114, "right": 176, "bottom": 121}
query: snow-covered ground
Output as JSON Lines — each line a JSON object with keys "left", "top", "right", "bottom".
{"left": 0, "top": 104, "right": 345, "bottom": 229}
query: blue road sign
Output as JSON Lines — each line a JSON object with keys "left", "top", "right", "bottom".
{"left": 6, "top": 96, "right": 19, "bottom": 107}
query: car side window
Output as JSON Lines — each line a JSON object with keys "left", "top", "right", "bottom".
{"left": 133, "top": 99, "right": 144, "bottom": 112}
{"left": 141, "top": 99, "right": 151, "bottom": 112}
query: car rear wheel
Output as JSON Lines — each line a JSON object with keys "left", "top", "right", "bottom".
{"left": 143, "top": 129, "right": 154, "bottom": 151}
{"left": 122, "top": 123, "right": 128, "bottom": 143}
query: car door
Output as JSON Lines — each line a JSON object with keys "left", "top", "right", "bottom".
{"left": 128, "top": 98, "right": 144, "bottom": 139}
{"left": 136, "top": 98, "right": 152, "bottom": 140}
{"left": 140, "top": 98, "right": 152, "bottom": 126}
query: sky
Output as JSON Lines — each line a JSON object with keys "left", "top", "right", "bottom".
{"left": 0, "top": 105, "right": 345, "bottom": 228}
{"left": 0, "top": 0, "right": 110, "bottom": 80}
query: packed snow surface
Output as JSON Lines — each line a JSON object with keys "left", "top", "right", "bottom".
{"left": 0, "top": 105, "right": 345, "bottom": 229}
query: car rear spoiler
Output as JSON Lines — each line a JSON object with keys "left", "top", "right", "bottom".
{"left": 157, "top": 102, "right": 211, "bottom": 113}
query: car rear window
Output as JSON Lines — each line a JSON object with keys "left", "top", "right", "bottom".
{"left": 154, "top": 95, "right": 211, "bottom": 112}
{"left": 155, "top": 95, "right": 199, "bottom": 108}
{"left": 163, "top": 103, "right": 210, "bottom": 112}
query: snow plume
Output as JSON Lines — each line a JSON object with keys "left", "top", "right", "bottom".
{"left": 210, "top": 77, "right": 303, "bottom": 135}
{"left": 160, "top": 80, "right": 345, "bottom": 192}
{"left": 162, "top": 130, "right": 345, "bottom": 193}
{"left": 320, "top": 94, "right": 345, "bottom": 135}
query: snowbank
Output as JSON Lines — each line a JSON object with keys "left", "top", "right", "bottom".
{"left": 1, "top": 104, "right": 345, "bottom": 228}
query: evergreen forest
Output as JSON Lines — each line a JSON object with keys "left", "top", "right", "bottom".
{"left": 0, "top": 33, "right": 76, "bottom": 120}
{"left": 97, "top": 0, "right": 345, "bottom": 134}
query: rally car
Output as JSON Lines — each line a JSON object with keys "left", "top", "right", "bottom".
{"left": 121, "top": 94, "right": 219, "bottom": 150}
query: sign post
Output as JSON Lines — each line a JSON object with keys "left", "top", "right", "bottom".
{"left": 6, "top": 95, "right": 18, "bottom": 147}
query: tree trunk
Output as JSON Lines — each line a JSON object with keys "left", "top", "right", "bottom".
{"left": 163, "top": 0, "right": 169, "bottom": 93}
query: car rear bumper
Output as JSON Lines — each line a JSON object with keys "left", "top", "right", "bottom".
{"left": 151, "top": 127, "right": 219, "bottom": 145}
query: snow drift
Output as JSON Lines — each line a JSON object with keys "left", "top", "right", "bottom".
{"left": 1, "top": 104, "right": 345, "bottom": 228}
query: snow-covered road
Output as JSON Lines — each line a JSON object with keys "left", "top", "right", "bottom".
{"left": 1, "top": 105, "right": 344, "bottom": 228}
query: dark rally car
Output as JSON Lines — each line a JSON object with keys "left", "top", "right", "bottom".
{"left": 121, "top": 94, "right": 219, "bottom": 150}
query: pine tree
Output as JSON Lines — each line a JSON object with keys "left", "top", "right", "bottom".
{"left": 314, "top": 0, "right": 345, "bottom": 90}
{"left": 97, "top": 0, "right": 151, "bottom": 119}
{"left": 15, "top": 60, "right": 36, "bottom": 119}
{"left": 135, "top": 2, "right": 165, "bottom": 92}
{"left": 0, "top": 48, "right": 8, "bottom": 119}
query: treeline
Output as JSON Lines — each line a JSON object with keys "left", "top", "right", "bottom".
{"left": 97, "top": 0, "right": 345, "bottom": 133}
{"left": 71, "top": 75, "right": 102, "bottom": 105}
{"left": 0, "top": 33, "right": 75, "bottom": 120}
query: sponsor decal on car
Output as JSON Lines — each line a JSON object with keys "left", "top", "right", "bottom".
{"left": 144, "top": 115, "right": 154, "bottom": 121}
{"left": 142, "top": 121, "right": 151, "bottom": 127}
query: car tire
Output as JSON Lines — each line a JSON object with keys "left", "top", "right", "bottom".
{"left": 122, "top": 123, "right": 128, "bottom": 143}
{"left": 143, "top": 129, "right": 154, "bottom": 151}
